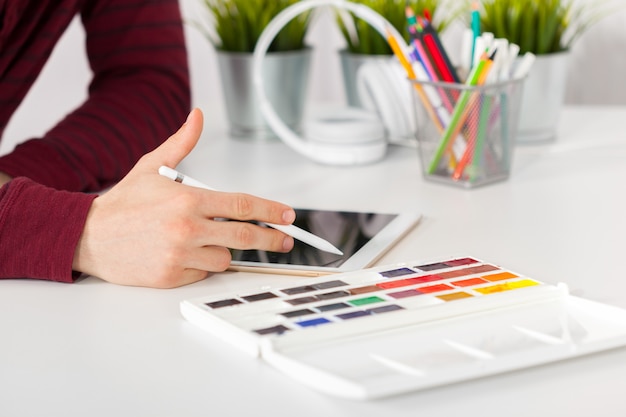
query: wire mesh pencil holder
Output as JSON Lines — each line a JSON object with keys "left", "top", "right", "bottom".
{"left": 411, "top": 77, "right": 525, "bottom": 188}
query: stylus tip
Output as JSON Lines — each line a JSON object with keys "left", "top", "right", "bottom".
{"left": 325, "top": 246, "right": 344, "bottom": 256}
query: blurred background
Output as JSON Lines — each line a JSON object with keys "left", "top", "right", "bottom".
{"left": 1, "top": 0, "right": 624, "bottom": 157}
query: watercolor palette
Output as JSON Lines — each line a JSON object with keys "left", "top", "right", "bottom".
{"left": 181, "top": 256, "right": 626, "bottom": 399}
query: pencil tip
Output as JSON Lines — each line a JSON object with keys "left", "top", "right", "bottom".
{"left": 423, "top": 8, "right": 431, "bottom": 22}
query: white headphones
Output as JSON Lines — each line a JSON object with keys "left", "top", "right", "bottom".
{"left": 252, "top": 0, "right": 415, "bottom": 166}
{"left": 356, "top": 58, "right": 416, "bottom": 147}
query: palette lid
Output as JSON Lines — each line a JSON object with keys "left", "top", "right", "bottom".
{"left": 259, "top": 294, "right": 626, "bottom": 400}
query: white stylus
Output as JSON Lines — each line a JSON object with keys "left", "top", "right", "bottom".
{"left": 158, "top": 166, "right": 343, "bottom": 256}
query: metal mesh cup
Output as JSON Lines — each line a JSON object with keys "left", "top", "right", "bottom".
{"left": 410, "top": 77, "right": 525, "bottom": 188}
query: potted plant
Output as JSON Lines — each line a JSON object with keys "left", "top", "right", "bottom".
{"left": 336, "top": 0, "right": 463, "bottom": 107}
{"left": 478, "top": 0, "right": 614, "bottom": 142}
{"left": 196, "top": 0, "right": 312, "bottom": 140}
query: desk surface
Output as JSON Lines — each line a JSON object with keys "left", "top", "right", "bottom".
{"left": 2, "top": 106, "right": 626, "bottom": 416}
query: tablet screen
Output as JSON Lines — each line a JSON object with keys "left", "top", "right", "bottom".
{"left": 229, "top": 209, "right": 419, "bottom": 275}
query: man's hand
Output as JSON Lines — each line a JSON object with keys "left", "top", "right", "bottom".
{"left": 72, "top": 108, "right": 295, "bottom": 288}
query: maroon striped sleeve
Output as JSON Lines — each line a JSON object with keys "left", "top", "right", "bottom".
{"left": 0, "top": 0, "right": 190, "bottom": 192}
{"left": 0, "top": 178, "right": 96, "bottom": 281}
{"left": 0, "top": 0, "right": 190, "bottom": 281}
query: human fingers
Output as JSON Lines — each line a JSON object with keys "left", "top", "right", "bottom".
{"left": 185, "top": 219, "right": 295, "bottom": 253}
{"left": 177, "top": 245, "right": 233, "bottom": 273}
{"left": 147, "top": 245, "right": 230, "bottom": 288}
{"left": 119, "top": 268, "right": 211, "bottom": 289}
{"left": 192, "top": 190, "right": 296, "bottom": 227}
{"left": 139, "top": 108, "right": 204, "bottom": 173}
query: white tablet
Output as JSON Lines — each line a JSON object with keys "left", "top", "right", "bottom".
{"left": 229, "top": 209, "right": 421, "bottom": 276}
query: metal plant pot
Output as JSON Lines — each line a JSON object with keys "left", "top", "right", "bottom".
{"left": 516, "top": 51, "right": 570, "bottom": 143}
{"left": 216, "top": 49, "right": 312, "bottom": 140}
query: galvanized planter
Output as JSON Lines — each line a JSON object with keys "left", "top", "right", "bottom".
{"left": 516, "top": 51, "right": 570, "bottom": 143}
{"left": 216, "top": 49, "right": 312, "bottom": 140}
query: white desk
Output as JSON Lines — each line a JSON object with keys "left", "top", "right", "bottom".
{"left": 2, "top": 106, "right": 626, "bottom": 416}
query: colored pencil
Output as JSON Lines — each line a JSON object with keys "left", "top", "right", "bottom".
{"left": 426, "top": 50, "right": 495, "bottom": 175}
{"left": 385, "top": 26, "right": 444, "bottom": 133}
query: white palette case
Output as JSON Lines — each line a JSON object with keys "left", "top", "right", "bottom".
{"left": 180, "top": 256, "right": 626, "bottom": 400}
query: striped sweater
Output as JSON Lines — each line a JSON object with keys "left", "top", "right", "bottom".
{"left": 0, "top": 0, "right": 191, "bottom": 281}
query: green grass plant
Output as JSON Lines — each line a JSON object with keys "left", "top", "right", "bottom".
{"left": 479, "top": 0, "right": 614, "bottom": 54}
{"left": 199, "top": 0, "right": 310, "bottom": 52}
{"left": 338, "top": 0, "right": 464, "bottom": 55}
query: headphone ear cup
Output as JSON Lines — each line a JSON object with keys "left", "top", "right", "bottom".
{"left": 356, "top": 60, "right": 416, "bottom": 145}
{"left": 304, "top": 107, "right": 385, "bottom": 145}
{"left": 383, "top": 60, "right": 417, "bottom": 143}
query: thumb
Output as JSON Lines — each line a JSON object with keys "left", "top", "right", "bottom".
{"left": 143, "top": 108, "right": 204, "bottom": 169}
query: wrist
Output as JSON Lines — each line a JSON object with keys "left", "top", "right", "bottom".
{"left": 72, "top": 198, "right": 100, "bottom": 277}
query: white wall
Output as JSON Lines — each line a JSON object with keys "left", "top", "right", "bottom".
{"left": 2, "top": 0, "right": 625, "bottom": 157}
{"left": 563, "top": 8, "right": 626, "bottom": 105}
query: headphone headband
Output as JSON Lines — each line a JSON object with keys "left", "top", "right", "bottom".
{"left": 252, "top": 0, "right": 412, "bottom": 165}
